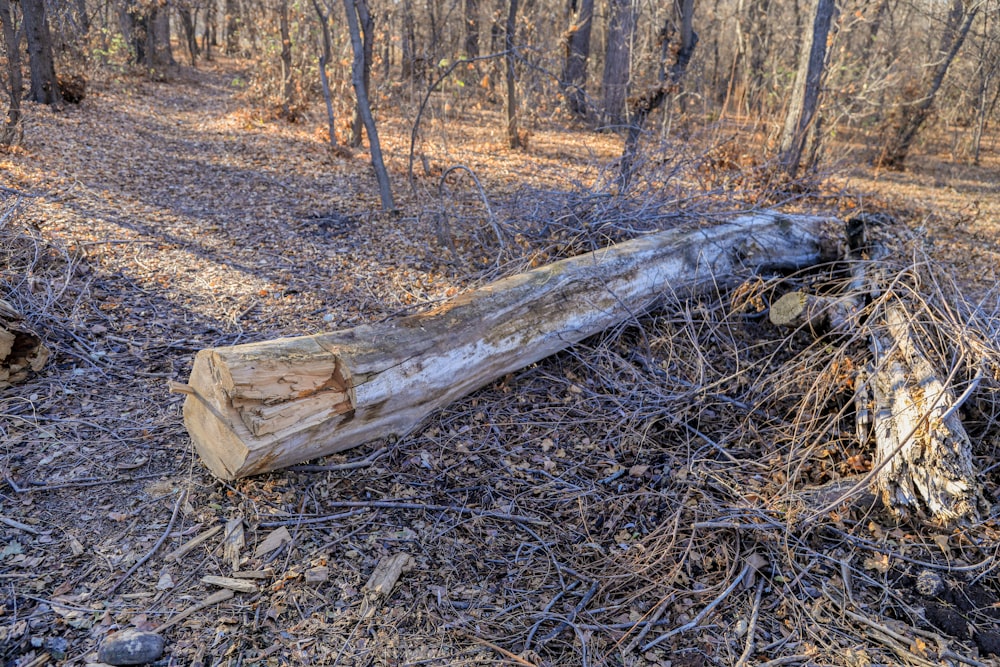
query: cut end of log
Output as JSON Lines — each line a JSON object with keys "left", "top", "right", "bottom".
{"left": 0, "top": 299, "right": 50, "bottom": 388}
{"left": 768, "top": 292, "right": 809, "bottom": 328}
{"left": 769, "top": 291, "right": 857, "bottom": 334}
{"left": 182, "top": 343, "right": 361, "bottom": 480}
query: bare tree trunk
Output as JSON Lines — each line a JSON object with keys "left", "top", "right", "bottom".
{"left": 278, "top": 0, "right": 295, "bottom": 119}
{"left": 504, "top": 0, "right": 521, "bottom": 148}
{"left": 0, "top": 0, "right": 23, "bottom": 147}
{"left": 668, "top": 0, "right": 697, "bottom": 94}
{"left": 149, "top": 2, "right": 176, "bottom": 71}
{"left": 21, "top": 0, "right": 63, "bottom": 106}
{"left": 178, "top": 4, "right": 199, "bottom": 66}
{"left": 619, "top": 0, "right": 696, "bottom": 189}
{"left": 559, "top": 0, "right": 594, "bottom": 117}
{"left": 465, "top": 0, "right": 480, "bottom": 57}
{"left": 401, "top": 0, "right": 417, "bottom": 80}
{"left": 203, "top": 0, "right": 216, "bottom": 60}
{"left": 876, "top": 0, "right": 978, "bottom": 170}
{"left": 350, "top": 0, "right": 374, "bottom": 146}
{"left": 600, "top": 0, "right": 635, "bottom": 129}
{"left": 343, "top": 0, "right": 394, "bottom": 210}
{"left": 744, "top": 0, "right": 772, "bottom": 113}
{"left": 226, "top": 0, "right": 240, "bottom": 54}
{"left": 312, "top": 0, "right": 341, "bottom": 151}
{"left": 777, "top": 0, "right": 835, "bottom": 177}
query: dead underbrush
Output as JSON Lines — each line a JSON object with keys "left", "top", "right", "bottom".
{"left": 2, "top": 61, "right": 1000, "bottom": 667}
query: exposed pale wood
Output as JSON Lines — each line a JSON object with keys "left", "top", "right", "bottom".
{"left": 182, "top": 212, "right": 841, "bottom": 479}
{"left": 201, "top": 575, "right": 259, "bottom": 593}
{"left": 869, "top": 304, "right": 986, "bottom": 525}
{"left": 163, "top": 523, "right": 223, "bottom": 562}
{"left": 0, "top": 297, "right": 48, "bottom": 387}
{"left": 222, "top": 517, "right": 244, "bottom": 571}
{"left": 154, "top": 589, "right": 234, "bottom": 633}
{"left": 769, "top": 291, "right": 858, "bottom": 333}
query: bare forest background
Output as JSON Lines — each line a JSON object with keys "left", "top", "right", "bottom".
{"left": 3, "top": 0, "right": 999, "bottom": 187}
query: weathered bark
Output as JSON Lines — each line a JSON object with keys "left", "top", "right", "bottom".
{"left": 121, "top": 0, "right": 175, "bottom": 71}
{"left": 0, "top": 0, "right": 23, "bottom": 147}
{"left": 777, "top": 0, "right": 835, "bottom": 177}
{"left": 178, "top": 4, "right": 199, "bottom": 67}
{"left": 400, "top": 0, "right": 417, "bottom": 80}
{"left": 203, "top": 0, "right": 216, "bottom": 60}
{"left": 868, "top": 304, "right": 986, "bottom": 526}
{"left": 343, "top": 0, "right": 394, "bottom": 210}
{"left": 600, "top": 0, "right": 635, "bottom": 128}
{"left": 876, "top": 0, "right": 978, "bottom": 170}
{"left": 619, "top": 0, "right": 696, "bottom": 189}
{"left": 225, "top": 0, "right": 241, "bottom": 54}
{"left": 147, "top": 2, "right": 176, "bottom": 71}
{"left": 559, "top": 0, "right": 594, "bottom": 117}
{"left": 504, "top": 0, "right": 521, "bottom": 148}
{"left": 311, "top": 0, "right": 342, "bottom": 152}
{"left": 180, "top": 212, "right": 840, "bottom": 480}
{"left": 21, "top": 0, "right": 63, "bottom": 106}
{"left": 0, "top": 299, "right": 49, "bottom": 388}
{"left": 742, "top": 0, "right": 772, "bottom": 113}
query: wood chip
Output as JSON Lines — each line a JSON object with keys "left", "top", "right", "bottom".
{"left": 363, "top": 553, "right": 414, "bottom": 597}
{"left": 155, "top": 589, "right": 234, "bottom": 633}
{"left": 223, "top": 517, "right": 245, "bottom": 571}
{"left": 163, "top": 524, "right": 223, "bottom": 562}
{"left": 201, "top": 575, "right": 258, "bottom": 593}
{"left": 253, "top": 526, "right": 291, "bottom": 558}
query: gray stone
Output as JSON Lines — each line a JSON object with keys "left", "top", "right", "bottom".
{"left": 97, "top": 629, "right": 165, "bottom": 666}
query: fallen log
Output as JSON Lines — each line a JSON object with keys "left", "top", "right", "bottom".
{"left": 180, "top": 211, "right": 841, "bottom": 480}
{"left": 771, "top": 222, "right": 986, "bottom": 526}
{"left": 868, "top": 304, "right": 986, "bottom": 526}
{"left": 0, "top": 298, "right": 49, "bottom": 388}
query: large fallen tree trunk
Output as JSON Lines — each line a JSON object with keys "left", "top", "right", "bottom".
{"left": 179, "top": 212, "right": 840, "bottom": 480}
{"left": 0, "top": 298, "right": 49, "bottom": 388}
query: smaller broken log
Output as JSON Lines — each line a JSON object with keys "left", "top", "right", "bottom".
{"left": 181, "top": 211, "right": 841, "bottom": 479}
{"left": 0, "top": 298, "right": 49, "bottom": 388}
{"left": 771, "top": 225, "right": 985, "bottom": 527}
{"left": 869, "top": 304, "right": 986, "bottom": 526}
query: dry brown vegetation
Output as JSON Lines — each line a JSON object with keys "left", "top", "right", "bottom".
{"left": 2, "top": 59, "right": 1000, "bottom": 667}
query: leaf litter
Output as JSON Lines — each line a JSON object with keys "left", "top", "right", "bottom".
{"left": 1, "top": 58, "right": 1000, "bottom": 666}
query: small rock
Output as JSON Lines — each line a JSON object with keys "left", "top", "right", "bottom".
{"left": 915, "top": 569, "right": 945, "bottom": 597}
{"left": 97, "top": 629, "right": 165, "bottom": 666}
{"left": 45, "top": 636, "right": 69, "bottom": 660}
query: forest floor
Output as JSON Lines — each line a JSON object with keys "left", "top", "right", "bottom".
{"left": 2, "top": 57, "right": 1000, "bottom": 667}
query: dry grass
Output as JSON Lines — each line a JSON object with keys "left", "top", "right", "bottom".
{"left": 2, "top": 60, "right": 1000, "bottom": 667}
